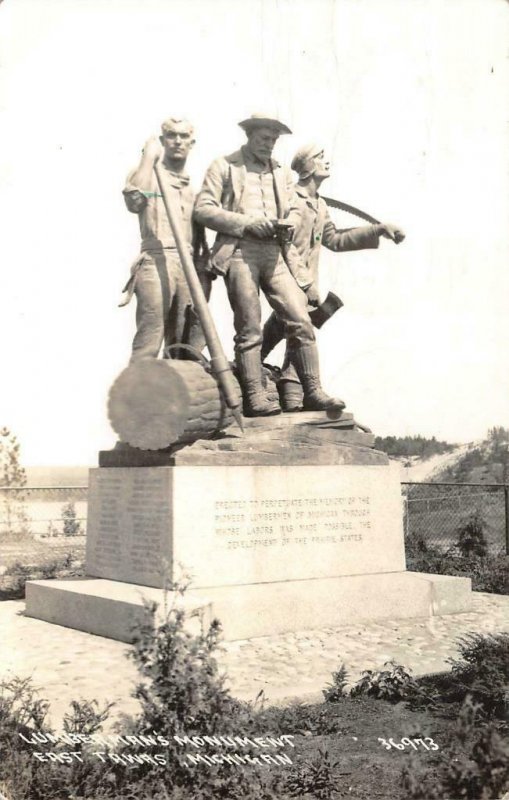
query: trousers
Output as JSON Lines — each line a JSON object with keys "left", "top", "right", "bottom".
{"left": 224, "top": 240, "right": 315, "bottom": 354}
{"left": 130, "top": 249, "right": 208, "bottom": 362}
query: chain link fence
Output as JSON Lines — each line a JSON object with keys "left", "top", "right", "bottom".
{"left": 0, "top": 486, "right": 87, "bottom": 571}
{"left": 2, "top": 482, "right": 508, "bottom": 569}
{"left": 402, "top": 482, "right": 509, "bottom": 556}
{"left": 0, "top": 486, "right": 87, "bottom": 536}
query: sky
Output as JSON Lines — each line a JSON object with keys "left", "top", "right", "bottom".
{"left": 0, "top": 0, "right": 508, "bottom": 465}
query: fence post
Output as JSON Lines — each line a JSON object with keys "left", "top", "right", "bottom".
{"left": 505, "top": 485, "right": 509, "bottom": 556}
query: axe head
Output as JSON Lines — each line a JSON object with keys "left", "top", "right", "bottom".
{"left": 309, "top": 291, "right": 344, "bottom": 329}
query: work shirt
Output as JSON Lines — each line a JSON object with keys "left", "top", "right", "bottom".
{"left": 194, "top": 146, "right": 300, "bottom": 275}
{"left": 123, "top": 163, "right": 194, "bottom": 251}
{"left": 241, "top": 147, "right": 279, "bottom": 221}
{"left": 289, "top": 185, "right": 379, "bottom": 287}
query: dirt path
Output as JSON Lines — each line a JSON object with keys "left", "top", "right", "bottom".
{"left": 396, "top": 442, "right": 476, "bottom": 483}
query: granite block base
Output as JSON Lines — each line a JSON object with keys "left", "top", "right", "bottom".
{"left": 25, "top": 571, "right": 472, "bottom": 643}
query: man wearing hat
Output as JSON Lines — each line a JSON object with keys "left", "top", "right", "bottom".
{"left": 121, "top": 117, "right": 209, "bottom": 362}
{"left": 261, "top": 143, "right": 405, "bottom": 411}
{"left": 194, "top": 115, "right": 344, "bottom": 417}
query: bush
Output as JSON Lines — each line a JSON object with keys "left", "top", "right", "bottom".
{"left": 61, "top": 501, "right": 83, "bottom": 537}
{"left": 405, "top": 534, "right": 509, "bottom": 595}
{"left": 456, "top": 510, "right": 488, "bottom": 558}
{"left": 401, "top": 696, "right": 509, "bottom": 800}
{"left": 406, "top": 632, "right": 509, "bottom": 718}
{"left": 350, "top": 661, "right": 418, "bottom": 703}
{"left": 257, "top": 700, "right": 345, "bottom": 736}
{"left": 447, "top": 632, "right": 509, "bottom": 719}
{"left": 0, "top": 554, "right": 84, "bottom": 600}
{"left": 0, "top": 677, "right": 115, "bottom": 800}
{"left": 322, "top": 664, "right": 349, "bottom": 704}
{"left": 0, "top": 592, "right": 301, "bottom": 800}
{"left": 284, "top": 748, "right": 342, "bottom": 799}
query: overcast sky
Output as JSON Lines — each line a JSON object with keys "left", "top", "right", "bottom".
{"left": 0, "top": 0, "right": 508, "bottom": 465}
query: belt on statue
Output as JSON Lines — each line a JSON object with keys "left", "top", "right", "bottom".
{"left": 240, "top": 234, "right": 279, "bottom": 244}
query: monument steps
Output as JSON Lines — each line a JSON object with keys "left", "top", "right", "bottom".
{"left": 25, "top": 571, "right": 472, "bottom": 643}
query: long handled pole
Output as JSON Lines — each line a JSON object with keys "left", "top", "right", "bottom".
{"left": 154, "top": 161, "right": 243, "bottom": 432}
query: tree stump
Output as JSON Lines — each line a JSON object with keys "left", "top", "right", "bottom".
{"left": 108, "top": 359, "right": 240, "bottom": 450}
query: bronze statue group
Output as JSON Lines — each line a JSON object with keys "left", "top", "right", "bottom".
{"left": 121, "top": 114, "right": 405, "bottom": 418}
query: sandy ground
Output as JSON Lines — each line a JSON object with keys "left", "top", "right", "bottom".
{"left": 1, "top": 592, "right": 508, "bottom": 730}
{"left": 396, "top": 443, "right": 476, "bottom": 484}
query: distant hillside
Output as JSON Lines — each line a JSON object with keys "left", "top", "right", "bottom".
{"left": 25, "top": 466, "right": 90, "bottom": 487}
{"left": 374, "top": 434, "right": 455, "bottom": 460}
{"left": 433, "top": 427, "right": 509, "bottom": 484}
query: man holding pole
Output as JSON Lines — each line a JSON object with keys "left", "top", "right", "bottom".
{"left": 262, "top": 143, "right": 406, "bottom": 411}
{"left": 121, "top": 117, "right": 209, "bottom": 362}
{"left": 194, "top": 113, "right": 345, "bottom": 418}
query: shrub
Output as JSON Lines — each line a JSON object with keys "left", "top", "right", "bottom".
{"left": 2, "top": 587, "right": 421, "bottom": 799}
{"left": 405, "top": 533, "right": 509, "bottom": 595}
{"left": 0, "top": 597, "right": 296, "bottom": 800}
{"left": 468, "top": 555, "right": 509, "bottom": 594}
{"left": 447, "top": 632, "right": 509, "bottom": 719}
{"left": 322, "top": 664, "right": 349, "bottom": 703}
{"left": 407, "top": 632, "right": 509, "bottom": 718}
{"left": 120, "top": 588, "right": 296, "bottom": 799}
{"left": 0, "top": 677, "right": 114, "bottom": 800}
{"left": 456, "top": 510, "right": 488, "bottom": 558}
{"left": 0, "top": 554, "right": 84, "bottom": 600}
{"left": 61, "top": 501, "right": 83, "bottom": 537}
{"left": 257, "top": 700, "right": 345, "bottom": 736}
{"left": 350, "top": 661, "right": 418, "bottom": 703}
{"left": 401, "top": 696, "right": 509, "bottom": 800}
{"left": 284, "top": 748, "right": 342, "bottom": 799}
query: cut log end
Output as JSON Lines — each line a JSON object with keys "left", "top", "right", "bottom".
{"left": 108, "top": 358, "right": 239, "bottom": 450}
{"left": 108, "top": 359, "right": 190, "bottom": 449}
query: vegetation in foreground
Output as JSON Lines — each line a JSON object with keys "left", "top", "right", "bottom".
{"left": 1, "top": 588, "right": 508, "bottom": 800}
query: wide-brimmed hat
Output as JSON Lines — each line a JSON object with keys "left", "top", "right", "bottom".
{"left": 238, "top": 113, "right": 292, "bottom": 135}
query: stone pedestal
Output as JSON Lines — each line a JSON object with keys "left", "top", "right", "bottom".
{"left": 25, "top": 413, "right": 473, "bottom": 642}
{"left": 84, "top": 462, "right": 406, "bottom": 589}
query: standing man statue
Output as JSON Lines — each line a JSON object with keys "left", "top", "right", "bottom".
{"left": 194, "top": 114, "right": 344, "bottom": 417}
{"left": 262, "top": 143, "right": 405, "bottom": 411}
{"left": 121, "top": 117, "right": 209, "bottom": 362}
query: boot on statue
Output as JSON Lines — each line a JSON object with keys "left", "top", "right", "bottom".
{"left": 278, "top": 379, "right": 304, "bottom": 412}
{"left": 236, "top": 349, "right": 281, "bottom": 417}
{"left": 292, "top": 344, "right": 345, "bottom": 413}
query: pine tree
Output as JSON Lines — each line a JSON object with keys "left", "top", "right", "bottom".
{"left": 61, "top": 501, "right": 82, "bottom": 537}
{"left": 0, "top": 428, "right": 29, "bottom": 535}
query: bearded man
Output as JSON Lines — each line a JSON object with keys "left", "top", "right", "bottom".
{"left": 194, "top": 114, "right": 344, "bottom": 417}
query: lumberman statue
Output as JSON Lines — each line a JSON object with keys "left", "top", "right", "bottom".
{"left": 262, "top": 143, "right": 406, "bottom": 411}
{"left": 120, "top": 117, "right": 209, "bottom": 362}
{"left": 194, "top": 113, "right": 344, "bottom": 418}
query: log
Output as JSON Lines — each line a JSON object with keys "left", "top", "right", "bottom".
{"left": 108, "top": 359, "right": 240, "bottom": 450}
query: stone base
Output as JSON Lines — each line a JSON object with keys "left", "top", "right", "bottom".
{"left": 98, "top": 411, "right": 380, "bottom": 468}
{"left": 85, "top": 463, "right": 406, "bottom": 588}
{"left": 25, "top": 571, "right": 472, "bottom": 643}
{"left": 25, "top": 578, "right": 213, "bottom": 643}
